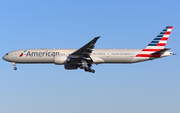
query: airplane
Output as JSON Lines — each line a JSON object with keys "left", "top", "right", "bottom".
{"left": 2, "top": 26, "right": 175, "bottom": 73}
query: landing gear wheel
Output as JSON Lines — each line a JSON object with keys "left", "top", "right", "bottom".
{"left": 88, "top": 69, "right": 92, "bottom": 72}
{"left": 91, "top": 69, "right": 95, "bottom": 73}
{"left": 11, "top": 62, "right": 17, "bottom": 70}
{"left": 84, "top": 67, "right": 89, "bottom": 72}
{"left": 79, "top": 63, "right": 95, "bottom": 73}
{"left": 79, "top": 66, "right": 83, "bottom": 69}
{"left": 14, "top": 67, "right": 17, "bottom": 70}
{"left": 87, "top": 64, "right": 92, "bottom": 68}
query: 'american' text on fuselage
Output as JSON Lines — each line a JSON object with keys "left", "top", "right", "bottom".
{"left": 26, "top": 51, "right": 60, "bottom": 57}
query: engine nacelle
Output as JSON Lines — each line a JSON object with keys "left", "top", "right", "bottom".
{"left": 54, "top": 55, "right": 67, "bottom": 65}
{"left": 64, "top": 64, "right": 78, "bottom": 70}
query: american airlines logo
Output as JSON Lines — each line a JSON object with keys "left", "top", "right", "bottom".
{"left": 19, "top": 50, "right": 27, "bottom": 57}
{"left": 20, "top": 50, "right": 60, "bottom": 57}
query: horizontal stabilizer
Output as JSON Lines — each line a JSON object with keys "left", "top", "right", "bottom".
{"left": 151, "top": 48, "right": 170, "bottom": 55}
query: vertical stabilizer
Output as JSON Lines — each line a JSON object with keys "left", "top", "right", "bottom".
{"left": 143, "top": 26, "right": 173, "bottom": 52}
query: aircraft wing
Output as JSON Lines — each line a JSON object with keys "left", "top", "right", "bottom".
{"left": 68, "top": 36, "right": 100, "bottom": 58}
{"left": 151, "top": 48, "right": 171, "bottom": 55}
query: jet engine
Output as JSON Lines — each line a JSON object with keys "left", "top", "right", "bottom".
{"left": 64, "top": 64, "right": 78, "bottom": 70}
{"left": 54, "top": 56, "right": 78, "bottom": 69}
{"left": 54, "top": 55, "right": 67, "bottom": 65}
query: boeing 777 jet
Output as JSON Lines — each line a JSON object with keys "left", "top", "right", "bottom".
{"left": 2, "top": 26, "right": 174, "bottom": 73}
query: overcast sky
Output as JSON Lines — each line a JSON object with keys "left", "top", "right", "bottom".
{"left": 0, "top": 0, "right": 180, "bottom": 113}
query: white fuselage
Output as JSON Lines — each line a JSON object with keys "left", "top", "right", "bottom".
{"left": 2, "top": 49, "right": 172, "bottom": 64}
{"left": 2, "top": 26, "right": 174, "bottom": 72}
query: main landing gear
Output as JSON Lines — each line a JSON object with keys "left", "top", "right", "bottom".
{"left": 79, "top": 64, "right": 95, "bottom": 73}
{"left": 11, "top": 62, "right": 17, "bottom": 70}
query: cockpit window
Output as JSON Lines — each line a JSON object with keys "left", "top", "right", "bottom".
{"left": 6, "top": 53, "right": 8, "bottom": 55}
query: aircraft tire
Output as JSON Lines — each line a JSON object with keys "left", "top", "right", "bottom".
{"left": 14, "top": 67, "right": 17, "bottom": 70}
{"left": 91, "top": 69, "right": 95, "bottom": 73}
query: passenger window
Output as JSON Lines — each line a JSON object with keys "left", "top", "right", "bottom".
{"left": 6, "top": 53, "right": 8, "bottom": 55}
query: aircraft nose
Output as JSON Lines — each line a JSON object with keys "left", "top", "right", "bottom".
{"left": 2, "top": 55, "right": 6, "bottom": 60}
{"left": 2, "top": 54, "right": 10, "bottom": 61}
{"left": 2, "top": 52, "right": 15, "bottom": 62}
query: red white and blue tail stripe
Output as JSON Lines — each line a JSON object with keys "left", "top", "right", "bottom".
{"left": 136, "top": 26, "right": 173, "bottom": 58}
{"left": 143, "top": 26, "right": 173, "bottom": 51}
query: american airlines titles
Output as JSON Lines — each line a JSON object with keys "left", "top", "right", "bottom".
{"left": 26, "top": 51, "right": 60, "bottom": 57}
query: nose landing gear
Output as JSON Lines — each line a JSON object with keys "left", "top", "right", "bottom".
{"left": 11, "top": 62, "right": 17, "bottom": 70}
{"left": 13, "top": 67, "right": 17, "bottom": 70}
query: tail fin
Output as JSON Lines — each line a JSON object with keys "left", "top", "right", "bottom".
{"left": 143, "top": 26, "right": 173, "bottom": 51}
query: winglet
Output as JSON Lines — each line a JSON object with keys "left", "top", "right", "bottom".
{"left": 94, "top": 36, "right": 100, "bottom": 39}
{"left": 93, "top": 36, "right": 101, "bottom": 44}
{"left": 87, "top": 36, "right": 100, "bottom": 48}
